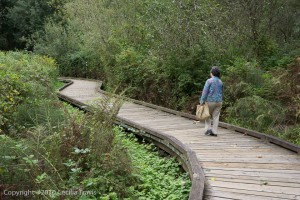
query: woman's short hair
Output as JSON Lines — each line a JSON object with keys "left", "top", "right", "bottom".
{"left": 211, "top": 66, "right": 221, "bottom": 78}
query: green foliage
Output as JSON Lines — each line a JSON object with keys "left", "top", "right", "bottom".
{"left": 34, "top": 17, "right": 105, "bottom": 78}
{"left": 116, "top": 127, "right": 191, "bottom": 200}
{"left": 278, "top": 126, "right": 300, "bottom": 146}
{"left": 267, "top": 58, "right": 300, "bottom": 123}
{"left": 0, "top": 110, "right": 133, "bottom": 198}
{"left": 226, "top": 95, "right": 285, "bottom": 132}
{"left": 14, "top": 99, "right": 66, "bottom": 130}
{"left": 0, "top": 0, "right": 58, "bottom": 50}
{"left": 216, "top": 0, "right": 300, "bottom": 63}
{"left": 0, "top": 0, "right": 17, "bottom": 49}
{"left": 223, "top": 59, "right": 267, "bottom": 107}
{"left": 0, "top": 71, "right": 25, "bottom": 133}
{"left": 222, "top": 57, "right": 300, "bottom": 144}
{"left": 0, "top": 135, "right": 35, "bottom": 189}
{"left": 0, "top": 51, "right": 58, "bottom": 134}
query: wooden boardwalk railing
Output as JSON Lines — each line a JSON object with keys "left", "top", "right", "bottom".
{"left": 57, "top": 78, "right": 300, "bottom": 200}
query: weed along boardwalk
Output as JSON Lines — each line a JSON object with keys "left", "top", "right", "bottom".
{"left": 58, "top": 78, "right": 300, "bottom": 200}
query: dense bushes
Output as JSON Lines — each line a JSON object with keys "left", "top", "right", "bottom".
{"left": 0, "top": 107, "right": 136, "bottom": 199}
{"left": 0, "top": 51, "right": 59, "bottom": 134}
{"left": 0, "top": 0, "right": 64, "bottom": 50}
{"left": 223, "top": 58, "right": 300, "bottom": 145}
{"left": 226, "top": 95, "right": 285, "bottom": 132}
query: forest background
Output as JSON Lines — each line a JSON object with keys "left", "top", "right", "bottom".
{"left": 1, "top": 0, "right": 299, "bottom": 144}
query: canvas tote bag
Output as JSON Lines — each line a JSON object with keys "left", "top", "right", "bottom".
{"left": 196, "top": 103, "right": 210, "bottom": 120}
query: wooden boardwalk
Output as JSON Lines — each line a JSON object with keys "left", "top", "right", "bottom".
{"left": 59, "top": 79, "right": 300, "bottom": 200}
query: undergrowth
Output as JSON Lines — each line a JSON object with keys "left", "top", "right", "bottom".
{"left": 115, "top": 127, "right": 191, "bottom": 200}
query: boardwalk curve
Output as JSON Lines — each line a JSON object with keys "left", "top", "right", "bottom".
{"left": 58, "top": 78, "right": 300, "bottom": 200}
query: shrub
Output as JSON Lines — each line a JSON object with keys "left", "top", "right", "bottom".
{"left": 0, "top": 135, "right": 36, "bottom": 192}
{"left": 223, "top": 59, "right": 265, "bottom": 101}
{"left": 13, "top": 99, "right": 66, "bottom": 131}
{"left": 226, "top": 95, "right": 285, "bottom": 133}
{"left": 0, "top": 51, "right": 58, "bottom": 134}
{"left": 268, "top": 57, "right": 300, "bottom": 123}
{"left": 0, "top": 101, "right": 137, "bottom": 199}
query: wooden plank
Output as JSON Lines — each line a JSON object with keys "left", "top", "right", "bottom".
{"left": 119, "top": 110, "right": 174, "bottom": 116}
{"left": 205, "top": 174, "right": 300, "bottom": 182}
{"left": 200, "top": 158, "right": 300, "bottom": 165}
{"left": 207, "top": 180, "right": 300, "bottom": 195}
{"left": 118, "top": 114, "right": 165, "bottom": 120}
{"left": 155, "top": 125, "right": 205, "bottom": 131}
{"left": 190, "top": 149, "right": 295, "bottom": 155}
{"left": 197, "top": 157, "right": 300, "bottom": 164}
{"left": 196, "top": 154, "right": 300, "bottom": 160}
{"left": 204, "top": 169, "right": 300, "bottom": 179}
{"left": 131, "top": 118, "right": 192, "bottom": 124}
{"left": 201, "top": 162, "right": 300, "bottom": 170}
{"left": 188, "top": 143, "right": 280, "bottom": 149}
{"left": 205, "top": 189, "right": 296, "bottom": 200}
{"left": 118, "top": 108, "right": 155, "bottom": 113}
{"left": 122, "top": 113, "right": 174, "bottom": 119}
{"left": 205, "top": 174, "right": 300, "bottom": 184}
{"left": 204, "top": 196, "right": 234, "bottom": 200}
{"left": 207, "top": 187, "right": 299, "bottom": 199}
{"left": 123, "top": 116, "right": 186, "bottom": 122}
{"left": 205, "top": 176, "right": 300, "bottom": 188}
{"left": 189, "top": 141, "right": 269, "bottom": 146}
{"left": 204, "top": 167, "right": 300, "bottom": 175}
{"left": 154, "top": 125, "right": 205, "bottom": 131}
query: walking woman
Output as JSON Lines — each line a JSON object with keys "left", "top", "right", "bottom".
{"left": 199, "top": 66, "right": 223, "bottom": 136}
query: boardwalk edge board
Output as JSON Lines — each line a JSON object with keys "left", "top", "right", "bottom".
{"left": 57, "top": 78, "right": 205, "bottom": 200}
{"left": 58, "top": 79, "right": 74, "bottom": 91}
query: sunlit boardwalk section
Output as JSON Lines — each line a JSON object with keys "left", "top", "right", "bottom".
{"left": 59, "top": 79, "right": 300, "bottom": 200}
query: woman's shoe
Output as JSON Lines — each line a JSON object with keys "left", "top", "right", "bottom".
{"left": 205, "top": 129, "right": 217, "bottom": 137}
